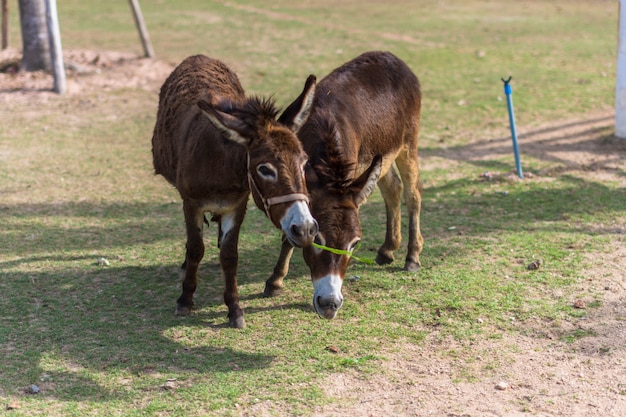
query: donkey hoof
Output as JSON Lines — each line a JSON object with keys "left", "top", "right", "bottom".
{"left": 375, "top": 252, "right": 394, "bottom": 265}
{"left": 228, "top": 314, "right": 246, "bottom": 329}
{"left": 263, "top": 282, "right": 283, "bottom": 298}
{"left": 403, "top": 261, "right": 421, "bottom": 272}
{"left": 175, "top": 304, "right": 192, "bottom": 316}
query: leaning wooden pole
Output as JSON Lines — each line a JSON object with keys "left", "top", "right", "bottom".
{"left": 45, "top": 0, "right": 65, "bottom": 94}
{"left": 1, "top": 0, "right": 8, "bottom": 50}
{"left": 128, "top": 0, "right": 154, "bottom": 58}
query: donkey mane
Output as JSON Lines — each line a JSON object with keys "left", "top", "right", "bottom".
{"left": 311, "top": 113, "right": 356, "bottom": 192}
{"left": 216, "top": 96, "right": 282, "bottom": 127}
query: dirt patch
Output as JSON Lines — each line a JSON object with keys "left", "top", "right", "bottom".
{"left": 0, "top": 48, "right": 174, "bottom": 103}
{"left": 3, "top": 50, "right": 625, "bottom": 417}
{"left": 315, "top": 243, "right": 626, "bottom": 417}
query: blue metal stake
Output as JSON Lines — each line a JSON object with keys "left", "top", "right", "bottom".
{"left": 502, "top": 76, "right": 523, "bottom": 179}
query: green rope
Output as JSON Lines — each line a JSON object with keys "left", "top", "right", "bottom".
{"left": 311, "top": 242, "right": 376, "bottom": 265}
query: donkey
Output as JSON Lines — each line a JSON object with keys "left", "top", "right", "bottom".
{"left": 152, "top": 55, "right": 318, "bottom": 328}
{"left": 265, "top": 51, "right": 423, "bottom": 320}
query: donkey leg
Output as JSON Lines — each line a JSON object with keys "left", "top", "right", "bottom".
{"left": 264, "top": 235, "right": 295, "bottom": 297}
{"left": 219, "top": 206, "right": 247, "bottom": 328}
{"left": 396, "top": 148, "right": 424, "bottom": 272}
{"left": 375, "top": 168, "right": 403, "bottom": 265}
{"left": 177, "top": 200, "right": 205, "bottom": 316}
{"left": 180, "top": 216, "right": 210, "bottom": 270}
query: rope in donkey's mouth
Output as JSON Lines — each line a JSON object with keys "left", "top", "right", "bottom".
{"left": 310, "top": 242, "right": 375, "bottom": 265}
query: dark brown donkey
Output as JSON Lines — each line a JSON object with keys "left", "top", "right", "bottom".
{"left": 152, "top": 55, "right": 318, "bottom": 328}
{"left": 266, "top": 51, "right": 423, "bottom": 320}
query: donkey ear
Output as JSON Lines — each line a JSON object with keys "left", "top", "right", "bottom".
{"left": 198, "top": 99, "right": 251, "bottom": 146}
{"left": 351, "top": 155, "right": 383, "bottom": 208}
{"left": 278, "top": 75, "right": 316, "bottom": 133}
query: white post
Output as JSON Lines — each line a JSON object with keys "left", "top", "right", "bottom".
{"left": 45, "top": 0, "right": 65, "bottom": 94}
{"left": 616, "top": 0, "right": 626, "bottom": 138}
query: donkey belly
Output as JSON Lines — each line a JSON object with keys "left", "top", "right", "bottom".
{"left": 191, "top": 192, "right": 249, "bottom": 217}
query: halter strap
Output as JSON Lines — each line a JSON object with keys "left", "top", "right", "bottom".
{"left": 265, "top": 193, "right": 310, "bottom": 207}
{"left": 246, "top": 154, "right": 309, "bottom": 223}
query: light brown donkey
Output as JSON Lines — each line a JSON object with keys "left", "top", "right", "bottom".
{"left": 266, "top": 51, "right": 423, "bottom": 320}
{"left": 152, "top": 55, "right": 318, "bottom": 328}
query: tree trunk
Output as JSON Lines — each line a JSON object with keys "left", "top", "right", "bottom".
{"left": 18, "top": 0, "right": 50, "bottom": 71}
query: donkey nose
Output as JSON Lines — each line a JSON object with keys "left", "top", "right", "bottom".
{"left": 316, "top": 294, "right": 343, "bottom": 320}
{"left": 291, "top": 218, "right": 318, "bottom": 243}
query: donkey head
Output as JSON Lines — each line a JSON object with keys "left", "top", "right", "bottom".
{"left": 197, "top": 79, "right": 318, "bottom": 248}
{"left": 302, "top": 119, "right": 383, "bottom": 319}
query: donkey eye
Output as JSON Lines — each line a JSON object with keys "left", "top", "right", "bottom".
{"left": 348, "top": 239, "right": 361, "bottom": 252}
{"left": 257, "top": 163, "right": 277, "bottom": 180}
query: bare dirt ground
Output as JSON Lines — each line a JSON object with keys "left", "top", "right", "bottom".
{"left": 2, "top": 50, "right": 625, "bottom": 417}
{"left": 314, "top": 245, "right": 626, "bottom": 417}
{"left": 0, "top": 48, "right": 172, "bottom": 100}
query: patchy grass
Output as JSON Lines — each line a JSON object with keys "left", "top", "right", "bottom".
{"left": 1, "top": 0, "right": 624, "bottom": 415}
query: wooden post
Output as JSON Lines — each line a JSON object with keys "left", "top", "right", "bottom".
{"left": 45, "top": 0, "right": 65, "bottom": 94}
{"left": 2, "top": 0, "right": 8, "bottom": 50}
{"left": 128, "top": 0, "right": 154, "bottom": 58}
{"left": 616, "top": 0, "right": 626, "bottom": 138}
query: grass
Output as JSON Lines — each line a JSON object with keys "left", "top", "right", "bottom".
{"left": 1, "top": 0, "right": 624, "bottom": 415}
